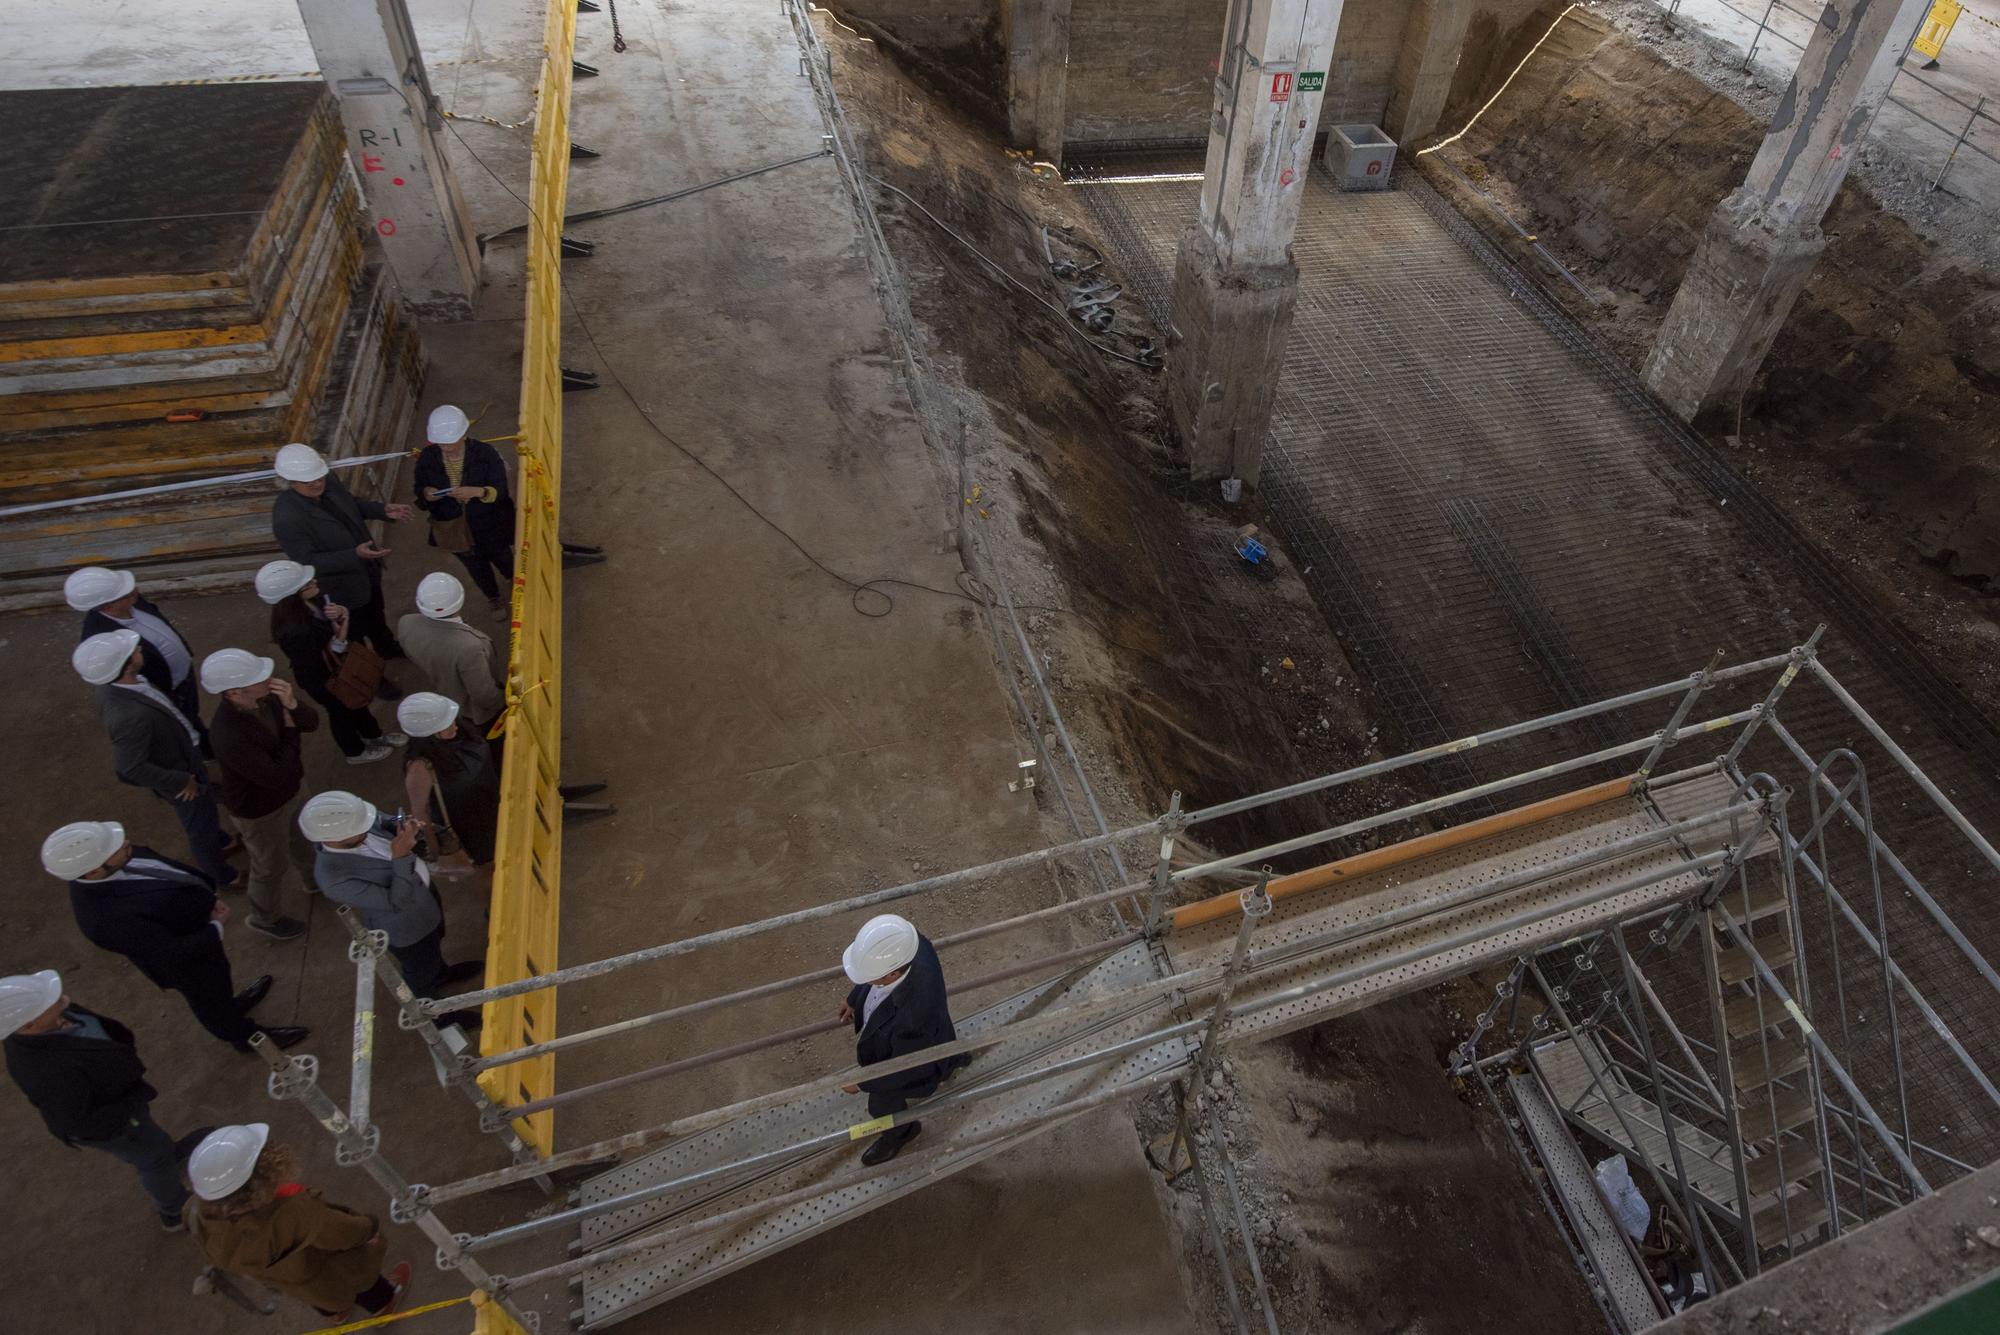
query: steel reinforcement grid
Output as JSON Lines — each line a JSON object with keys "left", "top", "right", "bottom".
{"left": 1068, "top": 154, "right": 2000, "bottom": 1170}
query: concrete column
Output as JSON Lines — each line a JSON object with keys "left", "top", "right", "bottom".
{"left": 296, "top": 0, "right": 481, "bottom": 321}
{"left": 1006, "top": 0, "right": 1073, "bottom": 164}
{"left": 1383, "top": 0, "right": 1473, "bottom": 144}
{"left": 1168, "top": 0, "right": 1347, "bottom": 484}
{"left": 1643, "top": 0, "right": 1928, "bottom": 419}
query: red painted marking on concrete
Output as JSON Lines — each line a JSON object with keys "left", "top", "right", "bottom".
{"left": 392, "top": 177, "right": 406, "bottom": 186}
{"left": 377, "top": 218, "right": 397, "bottom": 236}
{"left": 363, "top": 154, "right": 385, "bottom": 173}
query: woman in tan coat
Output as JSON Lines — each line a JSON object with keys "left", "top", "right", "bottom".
{"left": 186, "top": 1124, "right": 411, "bottom": 1319}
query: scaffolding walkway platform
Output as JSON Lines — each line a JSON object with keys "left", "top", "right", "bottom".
{"left": 567, "top": 769, "right": 1755, "bottom": 1327}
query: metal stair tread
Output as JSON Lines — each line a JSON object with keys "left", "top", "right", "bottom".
{"left": 1724, "top": 988, "right": 1795, "bottom": 1039}
{"left": 1752, "top": 1190, "right": 1832, "bottom": 1249}
{"left": 1744, "top": 1146, "right": 1823, "bottom": 1197}
{"left": 1716, "top": 936, "right": 1795, "bottom": 985}
{"left": 1732, "top": 1038, "right": 1811, "bottom": 1091}
{"left": 1739, "top": 1085, "right": 1818, "bottom": 1140}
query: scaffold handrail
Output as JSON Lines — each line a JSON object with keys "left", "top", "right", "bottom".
{"left": 431, "top": 660, "right": 1790, "bottom": 1018}
{"left": 420, "top": 794, "right": 1755, "bottom": 1207}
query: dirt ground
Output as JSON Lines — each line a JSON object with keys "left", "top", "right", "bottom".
{"left": 824, "top": 24, "right": 1607, "bottom": 1334}
{"left": 1421, "top": 2, "right": 2000, "bottom": 721}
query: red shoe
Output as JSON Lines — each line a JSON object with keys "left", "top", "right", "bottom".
{"left": 382, "top": 1261, "right": 413, "bottom": 1315}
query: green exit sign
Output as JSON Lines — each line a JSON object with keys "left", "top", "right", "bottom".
{"left": 1298, "top": 72, "right": 1325, "bottom": 91}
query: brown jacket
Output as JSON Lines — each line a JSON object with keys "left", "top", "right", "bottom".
{"left": 191, "top": 1186, "right": 386, "bottom": 1311}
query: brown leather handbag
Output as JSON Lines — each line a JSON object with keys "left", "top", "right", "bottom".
{"left": 323, "top": 640, "right": 385, "bottom": 709}
{"left": 430, "top": 512, "right": 474, "bottom": 554}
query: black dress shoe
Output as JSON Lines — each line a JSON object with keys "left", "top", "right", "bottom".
{"left": 233, "top": 975, "right": 274, "bottom": 1011}
{"left": 861, "top": 1121, "right": 920, "bottom": 1166}
{"left": 260, "top": 1026, "right": 309, "bottom": 1050}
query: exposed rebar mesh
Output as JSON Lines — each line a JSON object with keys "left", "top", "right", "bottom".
{"left": 1070, "top": 155, "right": 2000, "bottom": 1174}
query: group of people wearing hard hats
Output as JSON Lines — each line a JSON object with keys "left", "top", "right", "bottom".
{"left": 0, "top": 407, "right": 514, "bottom": 1321}
{"left": 5, "top": 406, "right": 979, "bottom": 1319}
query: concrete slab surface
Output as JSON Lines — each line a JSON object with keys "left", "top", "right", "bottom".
{"left": 0, "top": 1, "right": 1201, "bottom": 1332}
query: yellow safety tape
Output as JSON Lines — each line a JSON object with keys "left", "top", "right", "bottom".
{"left": 301, "top": 1295, "right": 470, "bottom": 1335}
{"left": 849, "top": 1114, "right": 895, "bottom": 1140}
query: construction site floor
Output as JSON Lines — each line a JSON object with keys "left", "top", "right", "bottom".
{"left": 0, "top": 2, "right": 1201, "bottom": 1333}
{"left": 1077, "top": 161, "right": 2000, "bottom": 1170}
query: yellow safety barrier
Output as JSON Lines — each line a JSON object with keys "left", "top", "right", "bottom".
{"left": 1914, "top": 0, "right": 1963, "bottom": 59}
{"left": 478, "top": 0, "right": 577, "bottom": 1158}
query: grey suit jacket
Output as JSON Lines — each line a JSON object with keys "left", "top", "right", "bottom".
{"left": 397, "top": 613, "right": 505, "bottom": 722}
{"left": 96, "top": 683, "right": 203, "bottom": 799}
{"left": 313, "top": 846, "right": 441, "bottom": 947}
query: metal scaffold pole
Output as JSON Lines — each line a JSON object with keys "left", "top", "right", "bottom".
{"left": 247, "top": 1034, "right": 540, "bottom": 1331}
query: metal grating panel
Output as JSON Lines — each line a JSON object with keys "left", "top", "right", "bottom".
{"left": 1510, "top": 1067, "right": 1665, "bottom": 1331}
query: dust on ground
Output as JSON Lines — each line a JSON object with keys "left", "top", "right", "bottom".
{"left": 1420, "top": 2, "right": 2000, "bottom": 720}
{"left": 822, "top": 20, "right": 1605, "bottom": 1334}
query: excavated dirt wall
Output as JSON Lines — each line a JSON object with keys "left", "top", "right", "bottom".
{"left": 1422, "top": 6, "right": 2000, "bottom": 716}
{"left": 822, "top": 24, "right": 1605, "bottom": 1333}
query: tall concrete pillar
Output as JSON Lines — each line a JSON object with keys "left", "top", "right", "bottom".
{"left": 1383, "top": 0, "right": 1473, "bottom": 144}
{"left": 297, "top": 0, "right": 481, "bottom": 321}
{"left": 1643, "top": 0, "right": 1927, "bottom": 419}
{"left": 1006, "top": 0, "right": 1073, "bottom": 164}
{"left": 1169, "top": 0, "right": 1347, "bottom": 484}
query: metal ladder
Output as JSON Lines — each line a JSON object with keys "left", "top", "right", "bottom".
{"left": 1700, "top": 873, "right": 1836, "bottom": 1264}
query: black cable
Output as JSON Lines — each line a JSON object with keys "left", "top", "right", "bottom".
{"left": 479, "top": 149, "right": 828, "bottom": 245}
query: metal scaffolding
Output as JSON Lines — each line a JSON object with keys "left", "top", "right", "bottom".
{"left": 1455, "top": 640, "right": 2000, "bottom": 1330}
{"left": 243, "top": 633, "right": 2000, "bottom": 1330}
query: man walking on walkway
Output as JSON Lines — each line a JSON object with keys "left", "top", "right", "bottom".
{"left": 271, "top": 442, "right": 413, "bottom": 660}
{"left": 67, "top": 565, "right": 208, "bottom": 754}
{"left": 2, "top": 969, "right": 196, "bottom": 1231}
{"left": 837, "top": 913, "right": 964, "bottom": 1165}
{"left": 76, "top": 629, "right": 235, "bottom": 888}
{"left": 202, "top": 648, "right": 316, "bottom": 941}
{"left": 44, "top": 821, "right": 308, "bottom": 1053}
{"left": 398, "top": 572, "right": 505, "bottom": 735}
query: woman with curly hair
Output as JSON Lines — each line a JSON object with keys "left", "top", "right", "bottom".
{"left": 185, "top": 1124, "right": 411, "bottom": 1319}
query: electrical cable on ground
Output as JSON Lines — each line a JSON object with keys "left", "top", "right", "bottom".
{"left": 1418, "top": 4, "right": 1582, "bottom": 157}
{"left": 868, "top": 176, "right": 1163, "bottom": 369}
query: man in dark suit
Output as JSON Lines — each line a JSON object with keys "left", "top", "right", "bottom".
{"left": 42, "top": 820, "right": 307, "bottom": 1053}
{"left": 271, "top": 442, "right": 414, "bottom": 660}
{"left": 75, "top": 629, "right": 235, "bottom": 888}
{"left": 2, "top": 969, "right": 197, "bottom": 1229}
{"left": 837, "top": 914, "right": 964, "bottom": 1165}
{"left": 66, "top": 565, "right": 208, "bottom": 754}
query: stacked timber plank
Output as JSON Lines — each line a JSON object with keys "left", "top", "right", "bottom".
{"left": 0, "top": 83, "right": 425, "bottom": 609}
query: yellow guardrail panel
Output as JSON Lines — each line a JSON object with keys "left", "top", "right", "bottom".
{"left": 478, "top": 0, "right": 576, "bottom": 1158}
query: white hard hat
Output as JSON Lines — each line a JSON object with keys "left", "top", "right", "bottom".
{"left": 427, "top": 404, "right": 470, "bottom": 445}
{"left": 189, "top": 1123, "right": 271, "bottom": 1201}
{"left": 842, "top": 914, "right": 920, "bottom": 985}
{"left": 41, "top": 820, "right": 125, "bottom": 879}
{"left": 62, "top": 566, "right": 136, "bottom": 612}
{"left": 200, "top": 648, "right": 274, "bottom": 694}
{"left": 254, "top": 559, "right": 316, "bottom": 605}
{"left": 274, "top": 442, "right": 329, "bottom": 482}
{"left": 0, "top": 971, "right": 64, "bottom": 1038}
{"left": 299, "top": 790, "right": 377, "bottom": 843}
{"left": 73, "top": 629, "right": 141, "bottom": 685}
{"left": 397, "top": 691, "right": 461, "bottom": 738}
{"left": 416, "top": 570, "right": 466, "bottom": 618}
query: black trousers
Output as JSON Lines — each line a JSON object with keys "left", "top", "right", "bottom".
{"left": 299, "top": 679, "right": 385, "bottom": 757}
{"left": 392, "top": 923, "right": 448, "bottom": 998}
{"left": 175, "top": 956, "right": 258, "bottom": 1047}
{"left": 313, "top": 1273, "right": 397, "bottom": 1318}
{"left": 452, "top": 539, "right": 515, "bottom": 601}
{"left": 348, "top": 567, "right": 404, "bottom": 660}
